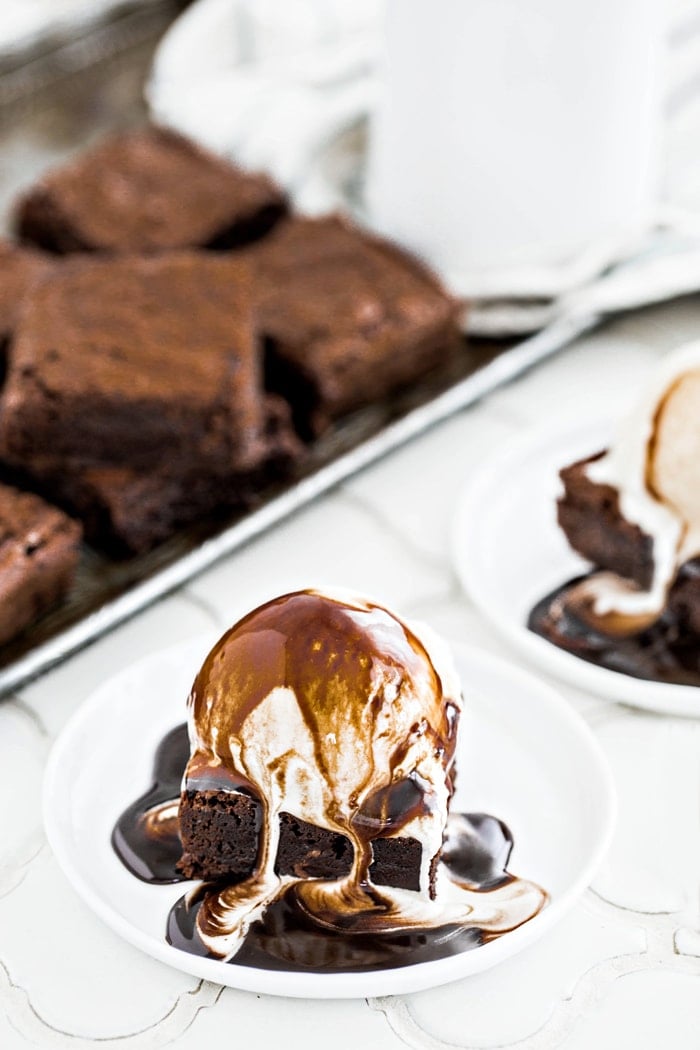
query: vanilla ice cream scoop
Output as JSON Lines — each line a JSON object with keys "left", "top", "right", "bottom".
{"left": 649, "top": 369, "right": 700, "bottom": 535}
{"left": 187, "top": 587, "right": 461, "bottom": 891}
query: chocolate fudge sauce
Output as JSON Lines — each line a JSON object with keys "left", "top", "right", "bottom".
{"left": 528, "top": 569, "right": 700, "bottom": 686}
{"left": 167, "top": 874, "right": 479, "bottom": 973}
{"left": 113, "top": 723, "right": 538, "bottom": 972}
{"left": 111, "top": 724, "right": 189, "bottom": 883}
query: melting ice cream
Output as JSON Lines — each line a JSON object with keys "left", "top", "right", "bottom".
{"left": 114, "top": 589, "right": 547, "bottom": 971}
{"left": 182, "top": 590, "right": 544, "bottom": 960}
{"left": 575, "top": 343, "right": 700, "bottom": 633}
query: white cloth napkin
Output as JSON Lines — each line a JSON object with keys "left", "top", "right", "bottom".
{"left": 148, "top": 0, "right": 700, "bottom": 335}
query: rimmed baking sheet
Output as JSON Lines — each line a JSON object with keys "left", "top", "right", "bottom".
{"left": 0, "top": 311, "right": 594, "bottom": 696}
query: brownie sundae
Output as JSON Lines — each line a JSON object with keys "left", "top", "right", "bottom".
{"left": 529, "top": 343, "right": 700, "bottom": 685}
{"left": 114, "top": 590, "right": 546, "bottom": 972}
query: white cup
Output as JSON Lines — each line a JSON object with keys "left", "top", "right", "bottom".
{"left": 367, "top": 0, "right": 665, "bottom": 291}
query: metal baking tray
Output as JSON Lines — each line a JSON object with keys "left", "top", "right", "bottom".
{"left": 0, "top": 20, "right": 597, "bottom": 693}
{"left": 0, "top": 311, "right": 595, "bottom": 696}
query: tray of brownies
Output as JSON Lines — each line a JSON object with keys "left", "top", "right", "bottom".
{"left": 0, "top": 126, "right": 587, "bottom": 694}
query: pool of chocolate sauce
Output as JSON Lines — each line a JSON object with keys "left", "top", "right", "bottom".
{"left": 113, "top": 724, "right": 522, "bottom": 972}
{"left": 528, "top": 573, "right": 700, "bottom": 687}
{"left": 112, "top": 724, "right": 189, "bottom": 883}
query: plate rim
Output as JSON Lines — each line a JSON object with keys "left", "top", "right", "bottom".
{"left": 43, "top": 635, "right": 616, "bottom": 999}
{"left": 451, "top": 417, "right": 700, "bottom": 717}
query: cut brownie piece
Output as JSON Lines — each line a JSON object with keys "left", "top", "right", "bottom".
{"left": 17, "top": 396, "right": 302, "bottom": 555}
{"left": 0, "top": 252, "right": 270, "bottom": 476}
{"left": 558, "top": 453, "right": 654, "bottom": 589}
{"left": 178, "top": 790, "right": 424, "bottom": 893}
{"left": 0, "top": 482, "right": 81, "bottom": 645}
{"left": 246, "top": 216, "right": 462, "bottom": 435}
{"left": 15, "top": 127, "right": 287, "bottom": 254}
{"left": 558, "top": 454, "right": 700, "bottom": 635}
{"left": 0, "top": 241, "right": 52, "bottom": 344}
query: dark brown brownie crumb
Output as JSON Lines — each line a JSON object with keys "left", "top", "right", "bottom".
{"left": 0, "top": 482, "right": 81, "bottom": 645}
{"left": 15, "top": 127, "right": 287, "bottom": 255}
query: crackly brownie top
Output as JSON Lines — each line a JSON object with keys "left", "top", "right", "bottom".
{"left": 0, "top": 481, "right": 81, "bottom": 567}
{"left": 6, "top": 252, "right": 256, "bottom": 400}
{"left": 0, "top": 252, "right": 266, "bottom": 470}
{"left": 16, "top": 127, "right": 287, "bottom": 253}
{"left": 248, "top": 215, "right": 459, "bottom": 349}
{"left": 0, "top": 240, "right": 52, "bottom": 339}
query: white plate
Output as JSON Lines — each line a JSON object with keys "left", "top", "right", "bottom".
{"left": 452, "top": 418, "right": 700, "bottom": 717}
{"left": 44, "top": 635, "right": 615, "bottom": 999}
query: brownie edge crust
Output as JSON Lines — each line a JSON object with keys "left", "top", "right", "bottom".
{"left": 178, "top": 790, "right": 426, "bottom": 894}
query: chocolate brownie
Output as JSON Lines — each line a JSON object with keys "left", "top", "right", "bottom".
{"left": 16, "top": 127, "right": 287, "bottom": 254}
{"left": 667, "top": 559, "right": 700, "bottom": 636}
{"left": 246, "top": 216, "right": 462, "bottom": 435}
{"left": 0, "top": 482, "right": 81, "bottom": 645}
{"left": 558, "top": 454, "right": 654, "bottom": 588}
{"left": 178, "top": 790, "right": 423, "bottom": 893}
{"left": 0, "top": 241, "right": 52, "bottom": 343}
{"left": 0, "top": 242, "right": 52, "bottom": 388}
{"left": 19, "top": 396, "right": 302, "bottom": 555}
{"left": 0, "top": 253, "right": 270, "bottom": 476}
{"left": 558, "top": 453, "right": 700, "bottom": 633}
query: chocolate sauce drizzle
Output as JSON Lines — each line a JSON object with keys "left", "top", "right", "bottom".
{"left": 528, "top": 567, "right": 700, "bottom": 686}
{"left": 113, "top": 723, "right": 537, "bottom": 972}
{"left": 111, "top": 724, "right": 189, "bottom": 883}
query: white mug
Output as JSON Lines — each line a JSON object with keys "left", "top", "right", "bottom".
{"left": 367, "top": 0, "right": 665, "bottom": 293}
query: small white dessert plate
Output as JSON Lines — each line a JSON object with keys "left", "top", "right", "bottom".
{"left": 452, "top": 418, "right": 700, "bottom": 717}
{"left": 44, "top": 635, "right": 615, "bottom": 999}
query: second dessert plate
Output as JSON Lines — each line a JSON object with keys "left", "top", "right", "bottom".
{"left": 44, "top": 634, "right": 614, "bottom": 999}
{"left": 452, "top": 418, "right": 700, "bottom": 717}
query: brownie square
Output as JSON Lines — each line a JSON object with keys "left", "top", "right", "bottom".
{"left": 15, "top": 128, "right": 287, "bottom": 255}
{"left": 0, "top": 252, "right": 270, "bottom": 477}
{"left": 178, "top": 790, "right": 426, "bottom": 894}
{"left": 0, "top": 241, "right": 52, "bottom": 342}
{"left": 18, "top": 396, "right": 302, "bottom": 555}
{"left": 246, "top": 216, "right": 462, "bottom": 435}
{"left": 0, "top": 482, "right": 81, "bottom": 645}
{"left": 0, "top": 242, "right": 53, "bottom": 388}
